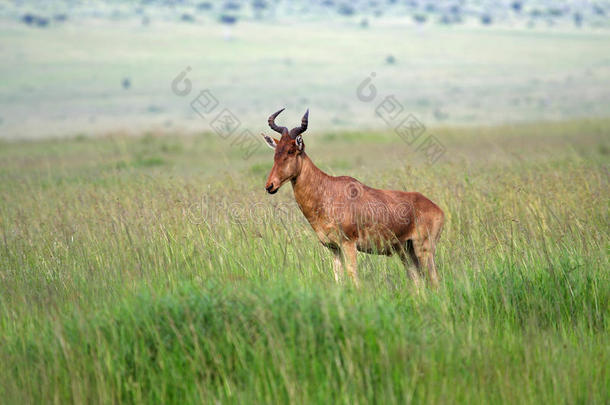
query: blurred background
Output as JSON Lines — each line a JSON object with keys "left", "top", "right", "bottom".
{"left": 2, "top": 3, "right": 609, "bottom": 402}
{"left": 1, "top": 0, "right": 609, "bottom": 139}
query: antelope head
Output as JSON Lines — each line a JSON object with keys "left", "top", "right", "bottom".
{"left": 262, "top": 108, "right": 309, "bottom": 194}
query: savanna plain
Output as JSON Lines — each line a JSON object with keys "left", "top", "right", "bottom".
{"left": 0, "top": 118, "right": 608, "bottom": 403}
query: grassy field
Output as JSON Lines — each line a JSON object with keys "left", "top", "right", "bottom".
{"left": 2, "top": 20, "right": 610, "bottom": 138}
{"left": 0, "top": 119, "right": 608, "bottom": 403}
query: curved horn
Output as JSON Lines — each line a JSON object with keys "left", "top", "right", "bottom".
{"left": 268, "top": 108, "right": 288, "bottom": 135}
{"left": 290, "top": 109, "right": 309, "bottom": 138}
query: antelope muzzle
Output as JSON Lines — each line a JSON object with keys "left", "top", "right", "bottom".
{"left": 265, "top": 182, "right": 278, "bottom": 194}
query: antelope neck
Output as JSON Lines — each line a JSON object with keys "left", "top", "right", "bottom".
{"left": 291, "top": 153, "right": 330, "bottom": 209}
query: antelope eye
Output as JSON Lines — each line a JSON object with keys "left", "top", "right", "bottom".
{"left": 287, "top": 149, "right": 295, "bottom": 155}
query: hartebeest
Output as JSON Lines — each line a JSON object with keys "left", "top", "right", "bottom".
{"left": 262, "top": 109, "right": 444, "bottom": 287}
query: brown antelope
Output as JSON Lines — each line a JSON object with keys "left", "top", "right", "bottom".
{"left": 262, "top": 109, "right": 444, "bottom": 287}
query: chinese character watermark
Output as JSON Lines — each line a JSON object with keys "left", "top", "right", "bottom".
{"left": 171, "top": 66, "right": 262, "bottom": 160}
{"left": 356, "top": 72, "right": 446, "bottom": 165}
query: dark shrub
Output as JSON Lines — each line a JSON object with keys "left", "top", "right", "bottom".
{"left": 592, "top": 5, "right": 605, "bottom": 15}
{"left": 21, "top": 14, "right": 49, "bottom": 27}
{"left": 219, "top": 14, "right": 238, "bottom": 24}
{"left": 413, "top": 13, "right": 427, "bottom": 23}
{"left": 439, "top": 14, "right": 451, "bottom": 24}
{"left": 337, "top": 4, "right": 355, "bottom": 16}
{"left": 180, "top": 13, "right": 195, "bottom": 22}
{"left": 252, "top": 0, "right": 267, "bottom": 10}
{"left": 434, "top": 108, "right": 448, "bottom": 120}
{"left": 33, "top": 16, "right": 48, "bottom": 27}
{"left": 22, "top": 14, "right": 35, "bottom": 25}
{"left": 197, "top": 2, "right": 213, "bottom": 10}
{"left": 224, "top": 1, "right": 241, "bottom": 11}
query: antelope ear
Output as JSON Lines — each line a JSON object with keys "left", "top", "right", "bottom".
{"left": 262, "top": 133, "right": 278, "bottom": 150}
{"left": 295, "top": 135, "right": 304, "bottom": 151}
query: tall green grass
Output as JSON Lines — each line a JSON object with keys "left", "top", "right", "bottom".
{"left": 0, "top": 119, "right": 608, "bottom": 403}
